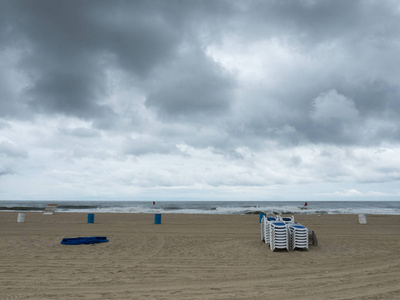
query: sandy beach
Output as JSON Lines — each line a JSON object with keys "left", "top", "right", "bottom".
{"left": 1, "top": 212, "right": 400, "bottom": 299}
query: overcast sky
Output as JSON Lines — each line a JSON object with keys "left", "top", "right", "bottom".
{"left": 1, "top": 0, "right": 399, "bottom": 201}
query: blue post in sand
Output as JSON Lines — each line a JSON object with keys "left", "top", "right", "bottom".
{"left": 154, "top": 214, "right": 161, "bottom": 224}
{"left": 88, "top": 213, "right": 94, "bottom": 223}
{"left": 259, "top": 213, "right": 266, "bottom": 223}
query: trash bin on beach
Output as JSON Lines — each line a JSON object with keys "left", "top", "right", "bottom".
{"left": 17, "top": 213, "right": 25, "bottom": 223}
{"left": 154, "top": 214, "right": 161, "bottom": 224}
{"left": 88, "top": 213, "right": 95, "bottom": 223}
{"left": 358, "top": 214, "right": 367, "bottom": 224}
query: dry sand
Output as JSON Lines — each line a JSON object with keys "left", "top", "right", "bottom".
{"left": 1, "top": 212, "right": 400, "bottom": 299}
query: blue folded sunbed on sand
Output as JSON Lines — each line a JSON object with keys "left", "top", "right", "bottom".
{"left": 61, "top": 236, "right": 109, "bottom": 245}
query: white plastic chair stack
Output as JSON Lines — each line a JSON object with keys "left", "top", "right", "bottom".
{"left": 261, "top": 216, "right": 266, "bottom": 241}
{"left": 269, "top": 221, "right": 289, "bottom": 251}
{"left": 288, "top": 224, "right": 308, "bottom": 250}
{"left": 263, "top": 216, "right": 277, "bottom": 244}
{"left": 261, "top": 216, "right": 269, "bottom": 243}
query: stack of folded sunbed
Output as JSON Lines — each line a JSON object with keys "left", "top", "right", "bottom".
{"left": 288, "top": 224, "right": 308, "bottom": 250}
{"left": 261, "top": 216, "right": 279, "bottom": 244}
{"left": 269, "top": 221, "right": 289, "bottom": 251}
{"left": 261, "top": 215, "right": 309, "bottom": 252}
{"left": 261, "top": 216, "right": 267, "bottom": 242}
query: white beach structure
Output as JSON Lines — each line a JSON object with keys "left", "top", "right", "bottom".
{"left": 43, "top": 204, "right": 58, "bottom": 215}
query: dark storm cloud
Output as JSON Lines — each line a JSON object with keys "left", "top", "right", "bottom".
{"left": 146, "top": 49, "right": 235, "bottom": 120}
{"left": 1, "top": 1, "right": 185, "bottom": 118}
{"left": 1, "top": 0, "right": 400, "bottom": 200}
{"left": 0, "top": 74, "right": 19, "bottom": 118}
{"left": 237, "top": 0, "right": 400, "bottom": 46}
{"left": 1, "top": 0, "right": 399, "bottom": 147}
{"left": 342, "top": 80, "right": 400, "bottom": 117}
{"left": 0, "top": 0, "right": 238, "bottom": 126}
{"left": 213, "top": 0, "right": 400, "bottom": 146}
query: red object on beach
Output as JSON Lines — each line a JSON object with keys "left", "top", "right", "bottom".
{"left": 153, "top": 201, "right": 155, "bottom": 205}
{"left": 304, "top": 202, "right": 308, "bottom": 207}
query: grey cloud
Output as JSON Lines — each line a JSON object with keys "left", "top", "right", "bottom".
{"left": 0, "top": 121, "right": 10, "bottom": 130}
{"left": 0, "top": 0, "right": 399, "bottom": 182}
{"left": 310, "top": 90, "right": 359, "bottom": 124}
{"left": 1, "top": 0, "right": 239, "bottom": 126}
{"left": 0, "top": 50, "right": 30, "bottom": 119}
{"left": 59, "top": 127, "right": 101, "bottom": 138}
{"left": 304, "top": 89, "right": 400, "bottom": 145}
{"left": 2, "top": 0, "right": 400, "bottom": 201}
{"left": 146, "top": 50, "right": 235, "bottom": 120}
{"left": 224, "top": 82, "right": 398, "bottom": 148}
{"left": 343, "top": 80, "right": 400, "bottom": 118}
{"left": 239, "top": 1, "right": 400, "bottom": 47}
{"left": 123, "top": 136, "right": 176, "bottom": 156}
{"left": 0, "top": 73, "right": 17, "bottom": 118}
{"left": 0, "top": 141, "right": 28, "bottom": 158}
{"left": 27, "top": 70, "right": 108, "bottom": 117}
{"left": 0, "top": 165, "right": 14, "bottom": 177}
{"left": 2, "top": 1, "right": 183, "bottom": 119}
{"left": 211, "top": 0, "right": 400, "bottom": 147}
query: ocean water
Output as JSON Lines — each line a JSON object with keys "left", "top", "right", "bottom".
{"left": 1, "top": 200, "right": 399, "bottom": 215}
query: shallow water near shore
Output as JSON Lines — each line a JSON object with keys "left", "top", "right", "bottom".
{"left": 1, "top": 200, "right": 400, "bottom": 215}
